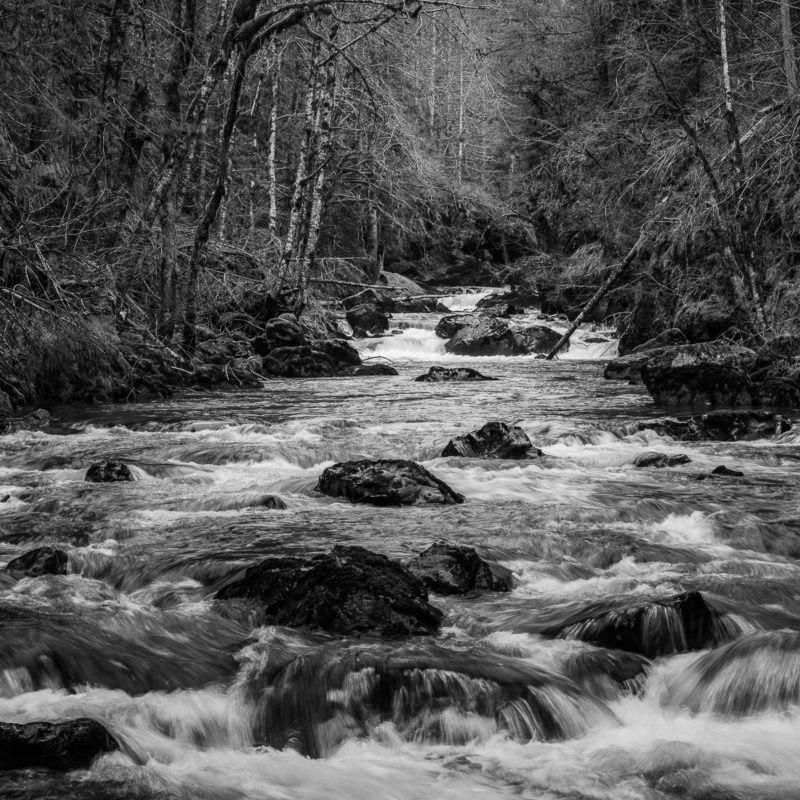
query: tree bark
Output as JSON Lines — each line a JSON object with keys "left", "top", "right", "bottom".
{"left": 781, "top": 0, "right": 798, "bottom": 104}
{"left": 267, "top": 40, "right": 281, "bottom": 238}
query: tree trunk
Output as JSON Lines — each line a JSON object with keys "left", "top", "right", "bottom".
{"left": 781, "top": 0, "right": 798, "bottom": 103}
{"left": 267, "top": 40, "right": 281, "bottom": 238}
{"left": 182, "top": 49, "right": 250, "bottom": 351}
{"left": 546, "top": 234, "right": 646, "bottom": 360}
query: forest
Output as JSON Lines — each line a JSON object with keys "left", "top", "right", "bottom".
{"left": 1, "top": 2, "right": 800, "bottom": 799}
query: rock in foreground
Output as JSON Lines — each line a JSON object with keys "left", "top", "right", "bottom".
{"left": 407, "top": 543, "right": 512, "bottom": 595}
{"left": 414, "top": 366, "right": 497, "bottom": 383}
{"left": 216, "top": 545, "right": 442, "bottom": 638}
{"left": 354, "top": 363, "right": 399, "bottom": 376}
{"left": 444, "top": 316, "right": 519, "bottom": 356}
{"left": 0, "top": 718, "right": 118, "bottom": 771}
{"left": 317, "top": 459, "right": 464, "bottom": 505}
{"left": 5, "top": 547, "right": 68, "bottom": 578}
{"left": 631, "top": 410, "right": 791, "bottom": 441}
{"left": 442, "top": 421, "right": 537, "bottom": 459}
{"left": 85, "top": 461, "right": 136, "bottom": 483}
{"left": 544, "top": 591, "right": 736, "bottom": 658}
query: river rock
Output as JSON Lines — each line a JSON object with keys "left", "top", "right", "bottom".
{"left": 354, "top": 363, "right": 399, "bottom": 376}
{"left": 393, "top": 296, "right": 449, "bottom": 313}
{"left": 317, "top": 338, "right": 361, "bottom": 367}
{"left": 442, "top": 421, "right": 537, "bottom": 459}
{"left": 633, "top": 452, "right": 692, "bottom": 468}
{"left": 407, "top": 543, "right": 512, "bottom": 594}
{"left": 476, "top": 290, "right": 538, "bottom": 316}
{"left": 262, "top": 346, "right": 338, "bottom": 378}
{"left": 342, "top": 288, "right": 394, "bottom": 312}
{"left": 5, "top": 547, "right": 68, "bottom": 578}
{"left": 544, "top": 591, "right": 734, "bottom": 658}
{"left": 414, "top": 366, "right": 497, "bottom": 382}
{"left": 435, "top": 313, "right": 480, "bottom": 339}
{"left": 603, "top": 351, "right": 658, "bottom": 382}
{"left": 711, "top": 465, "right": 745, "bottom": 477}
{"left": 216, "top": 545, "right": 443, "bottom": 638}
{"left": 317, "top": 459, "right": 464, "bottom": 505}
{"left": 631, "top": 410, "right": 791, "bottom": 441}
{"left": 641, "top": 342, "right": 757, "bottom": 406}
{"left": 252, "top": 314, "right": 306, "bottom": 356}
{"left": 346, "top": 304, "right": 390, "bottom": 337}
{"left": 0, "top": 718, "right": 118, "bottom": 771}
{"left": 514, "top": 325, "right": 565, "bottom": 355}
{"left": 445, "top": 316, "right": 519, "bottom": 356}
{"left": 85, "top": 460, "right": 136, "bottom": 483}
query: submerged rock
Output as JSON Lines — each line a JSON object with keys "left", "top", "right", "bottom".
{"left": 259, "top": 495, "right": 288, "bottom": 509}
{"left": 317, "top": 459, "right": 464, "bottom": 506}
{"left": 603, "top": 351, "right": 657, "bottom": 382}
{"left": 354, "top": 363, "right": 399, "bottom": 376}
{"left": 641, "top": 342, "right": 757, "bottom": 406}
{"left": 441, "top": 421, "right": 537, "bottom": 459}
{"left": 710, "top": 465, "right": 745, "bottom": 477}
{"left": 5, "top": 547, "right": 68, "bottom": 578}
{"left": 444, "top": 316, "right": 519, "bottom": 356}
{"left": 85, "top": 460, "right": 135, "bottom": 483}
{"left": 0, "top": 718, "right": 118, "bottom": 771}
{"left": 407, "top": 543, "right": 512, "bottom": 595}
{"left": 633, "top": 452, "right": 692, "bottom": 468}
{"left": 216, "top": 545, "right": 443, "bottom": 638}
{"left": 631, "top": 410, "right": 791, "bottom": 441}
{"left": 414, "top": 366, "right": 497, "bottom": 382}
{"left": 346, "top": 304, "right": 390, "bottom": 338}
{"left": 544, "top": 591, "right": 736, "bottom": 658}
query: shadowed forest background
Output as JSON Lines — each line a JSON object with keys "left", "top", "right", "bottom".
{"left": 1, "top": 0, "right": 799, "bottom": 409}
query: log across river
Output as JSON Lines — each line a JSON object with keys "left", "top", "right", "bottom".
{"left": 1, "top": 291, "right": 800, "bottom": 799}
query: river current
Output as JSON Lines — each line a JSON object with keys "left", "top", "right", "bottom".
{"left": 1, "top": 293, "right": 800, "bottom": 800}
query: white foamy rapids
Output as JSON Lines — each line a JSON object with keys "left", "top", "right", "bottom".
{"left": 439, "top": 288, "right": 500, "bottom": 311}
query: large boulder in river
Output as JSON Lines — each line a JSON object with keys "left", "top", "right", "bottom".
{"left": 514, "top": 325, "right": 565, "bottom": 355}
{"left": 252, "top": 314, "right": 306, "bottom": 356}
{"left": 317, "top": 459, "right": 464, "bottom": 506}
{"left": 354, "top": 363, "right": 399, "bottom": 376}
{"left": 544, "top": 591, "right": 736, "bottom": 658}
{"left": 632, "top": 452, "right": 692, "bottom": 468}
{"left": 0, "top": 718, "right": 118, "bottom": 771}
{"left": 630, "top": 410, "right": 791, "bottom": 441}
{"left": 85, "top": 460, "right": 135, "bottom": 483}
{"left": 262, "top": 346, "right": 338, "bottom": 378}
{"left": 316, "top": 338, "right": 361, "bottom": 367}
{"left": 346, "top": 304, "right": 390, "bottom": 337}
{"left": 442, "top": 421, "right": 537, "bottom": 459}
{"left": 6, "top": 547, "right": 68, "bottom": 578}
{"left": 414, "top": 366, "right": 497, "bottom": 383}
{"left": 393, "top": 296, "right": 449, "bottom": 313}
{"left": 641, "top": 342, "right": 757, "bottom": 406}
{"left": 603, "top": 351, "right": 658, "bottom": 383}
{"left": 216, "top": 545, "right": 443, "bottom": 638}
{"left": 435, "top": 313, "right": 479, "bottom": 339}
{"left": 407, "top": 543, "right": 512, "bottom": 595}
{"left": 445, "top": 316, "right": 519, "bottom": 356}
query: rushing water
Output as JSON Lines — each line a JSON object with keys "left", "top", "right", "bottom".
{"left": 1, "top": 294, "right": 800, "bottom": 800}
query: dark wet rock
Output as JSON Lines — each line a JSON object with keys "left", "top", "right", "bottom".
{"left": 216, "top": 545, "right": 443, "bottom": 638}
{"left": 442, "top": 421, "right": 538, "bottom": 459}
{"left": 435, "top": 313, "right": 480, "bottom": 339}
{"left": 0, "top": 409, "right": 51, "bottom": 435}
{"left": 603, "top": 351, "right": 659, "bottom": 382}
{"left": 346, "top": 304, "right": 390, "bottom": 337}
{"left": 630, "top": 328, "right": 689, "bottom": 353}
{"left": 445, "top": 316, "right": 519, "bottom": 356}
{"left": 560, "top": 648, "right": 651, "bottom": 698}
{"left": 317, "top": 459, "right": 464, "bottom": 506}
{"left": 631, "top": 410, "right": 791, "bottom": 441}
{"left": 633, "top": 452, "right": 692, "bottom": 468}
{"left": 476, "top": 290, "right": 538, "bottom": 315}
{"left": 6, "top": 547, "right": 68, "bottom": 578}
{"left": 407, "top": 543, "right": 512, "bottom": 595}
{"left": 414, "top": 366, "right": 497, "bottom": 383}
{"left": 392, "top": 296, "right": 449, "bottom": 313}
{"left": 316, "top": 337, "right": 362, "bottom": 367}
{"left": 711, "top": 465, "right": 744, "bottom": 477}
{"left": 544, "top": 591, "right": 736, "bottom": 658}
{"left": 583, "top": 336, "right": 611, "bottom": 344}
{"left": 641, "top": 342, "right": 757, "bottom": 406}
{"left": 259, "top": 495, "right": 288, "bottom": 509}
{"left": 85, "top": 460, "right": 135, "bottom": 483}
{"left": 0, "top": 718, "right": 118, "bottom": 771}
{"left": 354, "top": 363, "right": 399, "bottom": 376}
{"left": 252, "top": 314, "right": 307, "bottom": 356}
{"left": 514, "top": 325, "right": 565, "bottom": 355}
{"left": 674, "top": 297, "right": 740, "bottom": 342}
{"left": 262, "top": 346, "right": 338, "bottom": 378}
{"left": 342, "top": 288, "right": 394, "bottom": 312}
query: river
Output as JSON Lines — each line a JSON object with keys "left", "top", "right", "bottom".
{"left": 1, "top": 293, "right": 800, "bottom": 800}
